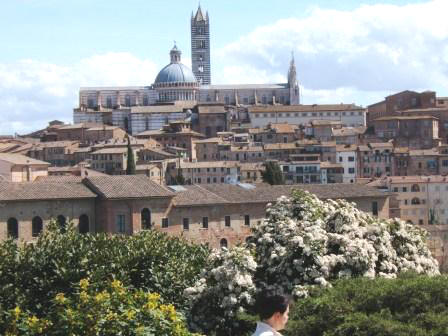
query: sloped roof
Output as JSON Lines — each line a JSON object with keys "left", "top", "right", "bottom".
{"left": 0, "top": 153, "right": 50, "bottom": 166}
{"left": 249, "top": 104, "right": 365, "bottom": 113}
{"left": 173, "top": 185, "right": 229, "bottom": 206}
{"left": 84, "top": 175, "right": 174, "bottom": 199}
{"left": 0, "top": 181, "right": 96, "bottom": 201}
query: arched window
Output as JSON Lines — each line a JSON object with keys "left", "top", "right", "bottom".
{"left": 7, "top": 217, "right": 18, "bottom": 239}
{"left": 411, "top": 184, "right": 420, "bottom": 192}
{"left": 57, "top": 215, "right": 67, "bottom": 233}
{"left": 106, "top": 96, "right": 112, "bottom": 108}
{"left": 411, "top": 197, "right": 421, "bottom": 205}
{"left": 141, "top": 208, "right": 151, "bottom": 230}
{"left": 32, "top": 216, "right": 43, "bottom": 237}
{"left": 220, "top": 238, "right": 228, "bottom": 249}
{"left": 262, "top": 95, "right": 267, "bottom": 104}
{"left": 79, "top": 214, "right": 89, "bottom": 234}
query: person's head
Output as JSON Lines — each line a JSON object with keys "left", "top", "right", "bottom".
{"left": 256, "top": 293, "right": 290, "bottom": 331}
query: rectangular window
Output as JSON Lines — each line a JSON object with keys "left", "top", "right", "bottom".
{"left": 202, "top": 217, "right": 208, "bottom": 229}
{"left": 348, "top": 156, "right": 355, "bottom": 162}
{"left": 225, "top": 216, "right": 231, "bottom": 227}
{"left": 402, "top": 187, "right": 407, "bottom": 192}
{"left": 244, "top": 215, "right": 250, "bottom": 226}
{"left": 183, "top": 218, "right": 189, "bottom": 230}
{"left": 339, "top": 157, "right": 343, "bottom": 162}
{"left": 116, "top": 214, "right": 126, "bottom": 233}
{"left": 372, "top": 201, "right": 378, "bottom": 216}
{"left": 348, "top": 168, "right": 355, "bottom": 174}
{"left": 162, "top": 218, "right": 169, "bottom": 228}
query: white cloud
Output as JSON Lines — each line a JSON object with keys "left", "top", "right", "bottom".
{"left": 2, "top": 1, "right": 448, "bottom": 134}
{"left": 215, "top": 0, "right": 448, "bottom": 105}
{"left": 0, "top": 53, "right": 159, "bottom": 135}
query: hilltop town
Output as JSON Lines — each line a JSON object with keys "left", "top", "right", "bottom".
{"left": 1, "top": 5, "right": 447, "bottom": 271}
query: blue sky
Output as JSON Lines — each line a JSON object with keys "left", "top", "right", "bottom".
{"left": 0, "top": 0, "right": 447, "bottom": 134}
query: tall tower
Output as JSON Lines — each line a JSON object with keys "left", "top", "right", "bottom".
{"left": 288, "top": 52, "right": 300, "bottom": 105}
{"left": 191, "top": 5, "right": 211, "bottom": 85}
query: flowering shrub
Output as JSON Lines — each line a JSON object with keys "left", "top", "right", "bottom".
{"left": 2, "top": 279, "right": 202, "bottom": 336}
{"left": 185, "top": 190, "right": 439, "bottom": 335}
{"left": 254, "top": 190, "right": 439, "bottom": 297}
{"left": 185, "top": 246, "right": 257, "bottom": 335}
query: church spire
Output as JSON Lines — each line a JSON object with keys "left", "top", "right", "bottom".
{"left": 287, "top": 51, "right": 300, "bottom": 104}
{"left": 193, "top": 4, "right": 206, "bottom": 22}
{"left": 288, "top": 51, "right": 297, "bottom": 88}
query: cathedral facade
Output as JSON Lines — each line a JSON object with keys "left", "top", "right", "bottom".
{"left": 73, "top": 6, "right": 300, "bottom": 135}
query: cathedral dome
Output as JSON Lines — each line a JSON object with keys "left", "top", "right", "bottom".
{"left": 154, "top": 63, "right": 197, "bottom": 84}
{"left": 154, "top": 44, "right": 198, "bottom": 86}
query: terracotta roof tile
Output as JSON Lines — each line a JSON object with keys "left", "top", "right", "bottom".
{"left": 0, "top": 153, "right": 50, "bottom": 165}
{"left": 0, "top": 181, "right": 96, "bottom": 201}
{"left": 84, "top": 175, "right": 174, "bottom": 199}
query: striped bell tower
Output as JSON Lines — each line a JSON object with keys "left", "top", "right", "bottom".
{"left": 191, "top": 5, "right": 211, "bottom": 85}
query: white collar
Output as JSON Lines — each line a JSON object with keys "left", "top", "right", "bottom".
{"left": 254, "top": 321, "right": 282, "bottom": 335}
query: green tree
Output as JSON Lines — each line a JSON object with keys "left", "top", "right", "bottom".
{"left": 173, "top": 172, "right": 186, "bottom": 185}
{"left": 261, "top": 161, "right": 284, "bottom": 185}
{"left": 126, "top": 135, "right": 136, "bottom": 175}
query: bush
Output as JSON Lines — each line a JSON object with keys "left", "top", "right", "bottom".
{"left": 1, "top": 278, "right": 202, "bottom": 336}
{"left": 0, "top": 220, "right": 209, "bottom": 333}
{"left": 185, "top": 247, "right": 257, "bottom": 335}
{"left": 185, "top": 190, "right": 440, "bottom": 335}
{"left": 285, "top": 274, "right": 448, "bottom": 336}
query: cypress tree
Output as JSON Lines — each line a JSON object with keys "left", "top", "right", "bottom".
{"left": 126, "top": 135, "right": 136, "bottom": 175}
{"left": 261, "top": 161, "right": 284, "bottom": 185}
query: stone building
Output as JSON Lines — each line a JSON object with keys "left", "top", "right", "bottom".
{"left": 0, "top": 178, "right": 96, "bottom": 241}
{"left": 248, "top": 104, "right": 366, "bottom": 129}
{"left": 73, "top": 7, "right": 301, "bottom": 134}
{"left": 377, "top": 175, "right": 448, "bottom": 269}
{"left": 0, "top": 176, "right": 391, "bottom": 249}
{"left": 27, "top": 141, "right": 80, "bottom": 167}
{"left": 367, "top": 90, "right": 448, "bottom": 143}
{"left": 372, "top": 115, "right": 439, "bottom": 149}
{"left": 357, "top": 142, "right": 393, "bottom": 179}
{"left": 367, "top": 90, "right": 438, "bottom": 124}
{"left": 167, "top": 160, "right": 241, "bottom": 185}
{"left": 336, "top": 144, "right": 358, "bottom": 183}
{"left": 0, "top": 153, "right": 49, "bottom": 182}
{"left": 135, "top": 120, "right": 204, "bottom": 159}
{"left": 251, "top": 123, "right": 299, "bottom": 144}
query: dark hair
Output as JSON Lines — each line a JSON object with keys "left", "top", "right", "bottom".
{"left": 256, "top": 293, "right": 290, "bottom": 320}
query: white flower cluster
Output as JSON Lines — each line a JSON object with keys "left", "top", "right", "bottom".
{"left": 185, "top": 190, "right": 440, "bottom": 333}
{"left": 184, "top": 246, "right": 257, "bottom": 334}
{"left": 254, "top": 190, "right": 440, "bottom": 297}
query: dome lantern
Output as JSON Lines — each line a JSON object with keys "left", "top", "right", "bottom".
{"left": 170, "top": 43, "right": 181, "bottom": 64}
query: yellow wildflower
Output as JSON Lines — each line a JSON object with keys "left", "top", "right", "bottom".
{"left": 27, "top": 315, "right": 39, "bottom": 327}
{"left": 55, "top": 293, "right": 67, "bottom": 304}
{"left": 160, "top": 304, "right": 178, "bottom": 321}
{"left": 13, "top": 306, "right": 21, "bottom": 318}
{"left": 111, "top": 279, "right": 123, "bottom": 289}
{"left": 80, "top": 291, "right": 89, "bottom": 303}
{"left": 125, "top": 309, "right": 136, "bottom": 320}
{"left": 94, "top": 291, "right": 110, "bottom": 303}
{"left": 79, "top": 278, "right": 89, "bottom": 291}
